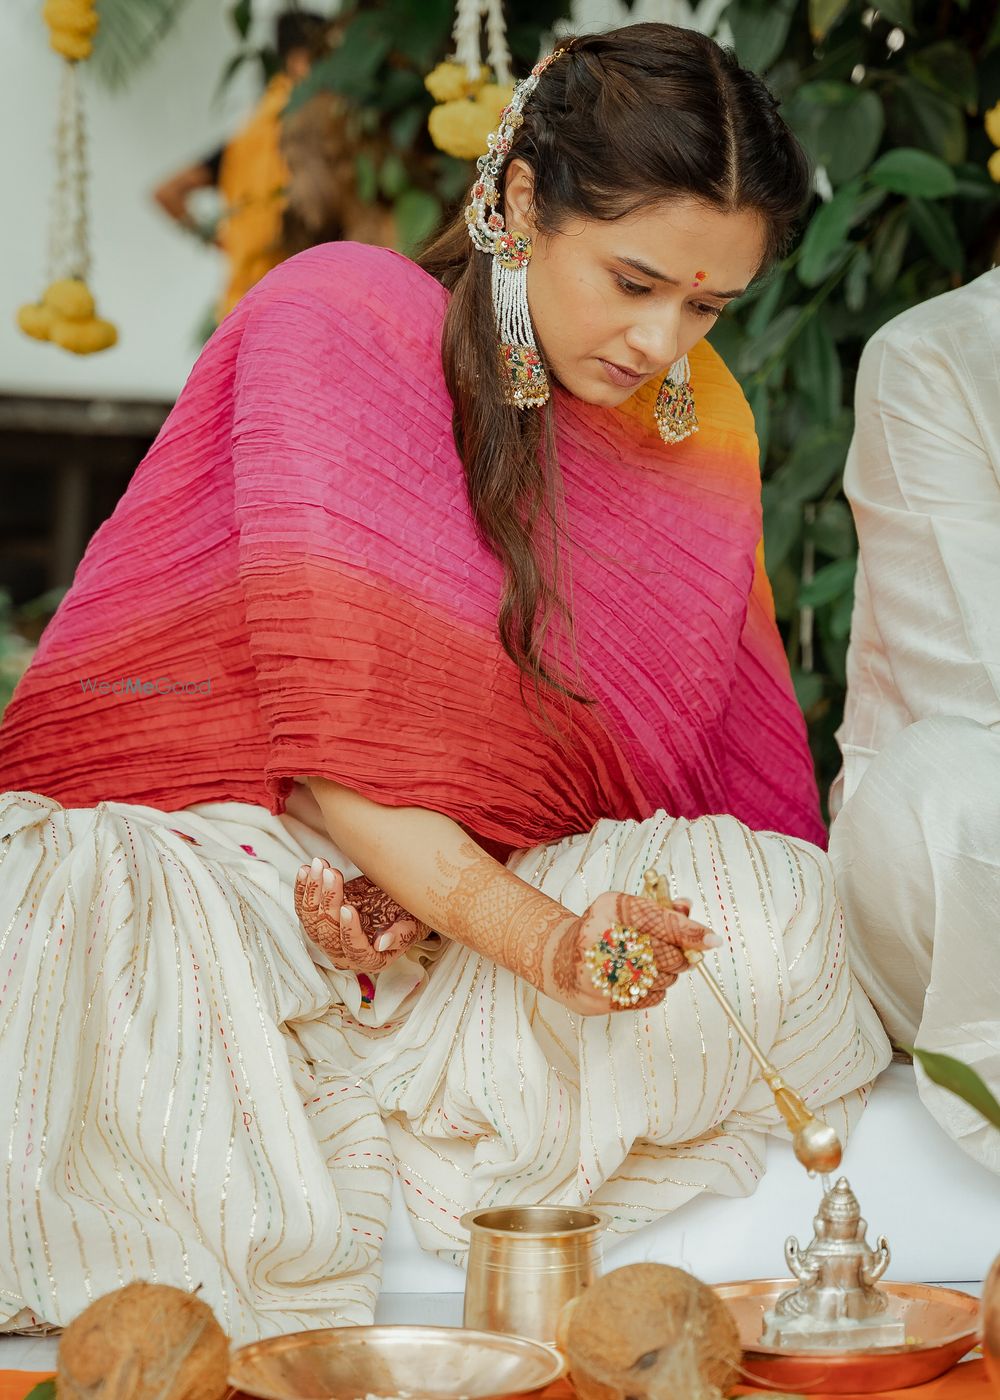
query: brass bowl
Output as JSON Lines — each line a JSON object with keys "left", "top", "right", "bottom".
{"left": 714, "top": 1279, "right": 979, "bottom": 1394}
{"left": 228, "top": 1324, "right": 565, "bottom": 1400}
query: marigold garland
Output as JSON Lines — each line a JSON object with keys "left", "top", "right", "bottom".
{"left": 16, "top": 0, "right": 118, "bottom": 354}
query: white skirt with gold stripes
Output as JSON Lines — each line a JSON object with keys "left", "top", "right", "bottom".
{"left": 0, "top": 790, "right": 890, "bottom": 1342}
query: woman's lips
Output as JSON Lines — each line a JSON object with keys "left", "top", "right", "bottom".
{"left": 597, "top": 358, "right": 645, "bottom": 388}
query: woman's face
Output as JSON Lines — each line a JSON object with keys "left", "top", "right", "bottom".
{"left": 503, "top": 162, "right": 767, "bottom": 407}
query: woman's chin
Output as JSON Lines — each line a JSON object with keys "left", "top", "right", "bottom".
{"left": 556, "top": 368, "right": 645, "bottom": 408}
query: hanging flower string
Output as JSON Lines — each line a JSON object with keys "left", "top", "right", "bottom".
{"left": 425, "top": 0, "right": 515, "bottom": 162}
{"left": 17, "top": 0, "right": 117, "bottom": 355}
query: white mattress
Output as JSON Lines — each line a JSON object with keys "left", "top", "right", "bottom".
{"left": 382, "top": 1063, "right": 1000, "bottom": 1292}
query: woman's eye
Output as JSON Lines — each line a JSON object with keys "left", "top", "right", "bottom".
{"left": 692, "top": 302, "right": 723, "bottom": 319}
{"left": 616, "top": 274, "right": 651, "bottom": 296}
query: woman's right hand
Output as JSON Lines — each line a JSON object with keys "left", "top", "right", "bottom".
{"left": 544, "top": 891, "right": 721, "bottom": 1016}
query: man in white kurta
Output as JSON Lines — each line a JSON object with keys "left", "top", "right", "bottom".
{"left": 829, "top": 267, "right": 1000, "bottom": 1174}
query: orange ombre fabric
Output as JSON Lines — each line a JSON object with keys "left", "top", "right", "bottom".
{"left": 0, "top": 243, "right": 824, "bottom": 850}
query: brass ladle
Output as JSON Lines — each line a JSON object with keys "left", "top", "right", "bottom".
{"left": 642, "top": 868, "right": 842, "bottom": 1174}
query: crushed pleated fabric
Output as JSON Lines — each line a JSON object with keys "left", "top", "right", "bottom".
{"left": 0, "top": 790, "right": 889, "bottom": 1341}
{"left": 0, "top": 242, "right": 824, "bottom": 849}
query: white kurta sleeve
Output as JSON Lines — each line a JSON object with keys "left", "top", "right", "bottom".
{"left": 835, "top": 288, "right": 1000, "bottom": 809}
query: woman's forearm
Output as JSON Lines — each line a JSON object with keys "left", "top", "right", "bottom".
{"left": 305, "top": 777, "right": 573, "bottom": 989}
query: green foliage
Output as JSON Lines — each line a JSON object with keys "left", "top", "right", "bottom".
{"left": 274, "top": 0, "right": 570, "bottom": 256}
{"left": 907, "top": 1046, "right": 1000, "bottom": 1132}
{"left": 88, "top": 0, "right": 194, "bottom": 92}
{"left": 712, "top": 0, "right": 1000, "bottom": 807}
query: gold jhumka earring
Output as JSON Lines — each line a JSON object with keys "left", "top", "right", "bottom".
{"left": 654, "top": 354, "right": 699, "bottom": 445}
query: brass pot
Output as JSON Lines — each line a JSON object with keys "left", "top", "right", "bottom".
{"left": 462, "top": 1204, "right": 607, "bottom": 1345}
{"left": 984, "top": 1250, "right": 1000, "bottom": 1395}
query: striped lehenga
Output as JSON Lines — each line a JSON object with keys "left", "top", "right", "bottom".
{"left": 0, "top": 787, "right": 889, "bottom": 1344}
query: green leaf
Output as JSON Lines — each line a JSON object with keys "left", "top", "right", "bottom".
{"left": 844, "top": 246, "right": 871, "bottom": 312}
{"left": 393, "top": 189, "right": 443, "bottom": 257}
{"left": 906, "top": 41, "right": 977, "bottom": 110}
{"left": 378, "top": 153, "right": 409, "bottom": 200}
{"left": 800, "top": 556, "right": 857, "bottom": 608}
{"left": 762, "top": 490, "right": 803, "bottom": 574}
{"left": 870, "top": 148, "right": 957, "bottom": 198}
{"left": 874, "top": 0, "right": 914, "bottom": 28}
{"left": 355, "top": 154, "right": 378, "bottom": 205}
{"left": 907, "top": 1047, "right": 1000, "bottom": 1132}
{"left": 793, "top": 315, "right": 842, "bottom": 425}
{"left": 746, "top": 266, "right": 788, "bottom": 337}
{"left": 738, "top": 307, "right": 801, "bottom": 375}
{"left": 871, "top": 205, "right": 910, "bottom": 294}
{"left": 768, "top": 416, "right": 853, "bottom": 505}
{"left": 89, "top": 0, "right": 194, "bottom": 92}
{"left": 792, "top": 667, "right": 825, "bottom": 712}
{"left": 798, "top": 179, "right": 863, "bottom": 287}
{"left": 890, "top": 78, "right": 967, "bottom": 163}
{"left": 785, "top": 82, "right": 885, "bottom": 186}
{"left": 24, "top": 1382, "right": 56, "bottom": 1400}
{"left": 908, "top": 197, "right": 964, "bottom": 273}
{"left": 727, "top": 0, "right": 797, "bottom": 74}
{"left": 809, "top": 0, "right": 850, "bottom": 41}
{"left": 747, "top": 383, "right": 771, "bottom": 466}
{"left": 810, "top": 499, "right": 856, "bottom": 558}
{"left": 230, "top": 0, "right": 252, "bottom": 40}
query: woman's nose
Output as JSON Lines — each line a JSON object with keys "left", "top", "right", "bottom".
{"left": 625, "top": 314, "right": 679, "bottom": 370}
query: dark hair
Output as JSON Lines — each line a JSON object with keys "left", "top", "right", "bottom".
{"left": 275, "top": 10, "right": 329, "bottom": 63}
{"left": 420, "top": 23, "right": 811, "bottom": 703}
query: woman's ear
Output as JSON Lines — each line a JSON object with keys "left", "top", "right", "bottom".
{"left": 503, "top": 159, "right": 538, "bottom": 237}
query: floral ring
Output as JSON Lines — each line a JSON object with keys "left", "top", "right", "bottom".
{"left": 584, "top": 923, "right": 658, "bottom": 1007}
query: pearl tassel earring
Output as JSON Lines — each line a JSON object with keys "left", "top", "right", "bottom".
{"left": 463, "top": 49, "right": 562, "bottom": 408}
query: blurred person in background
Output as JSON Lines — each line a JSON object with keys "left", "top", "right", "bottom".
{"left": 153, "top": 9, "right": 333, "bottom": 320}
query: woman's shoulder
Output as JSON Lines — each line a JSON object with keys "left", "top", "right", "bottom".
{"left": 687, "top": 337, "right": 756, "bottom": 443}
{"left": 237, "top": 242, "right": 448, "bottom": 353}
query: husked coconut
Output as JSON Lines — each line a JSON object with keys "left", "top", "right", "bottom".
{"left": 560, "top": 1263, "right": 742, "bottom": 1400}
{"left": 57, "top": 1282, "right": 229, "bottom": 1400}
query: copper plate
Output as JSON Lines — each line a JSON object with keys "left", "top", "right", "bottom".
{"left": 713, "top": 1279, "right": 979, "bottom": 1394}
{"left": 229, "top": 1324, "right": 566, "bottom": 1400}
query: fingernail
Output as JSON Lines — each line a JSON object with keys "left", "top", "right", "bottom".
{"left": 375, "top": 932, "right": 394, "bottom": 953}
{"left": 297, "top": 864, "right": 309, "bottom": 881}
{"left": 340, "top": 905, "right": 352, "bottom": 925}
{"left": 702, "top": 932, "right": 723, "bottom": 948}
{"left": 311, "top": 857, "right": 323, "bottom": 875}
{"left": 322, "top": 869, "right": 334, "bottom": 888}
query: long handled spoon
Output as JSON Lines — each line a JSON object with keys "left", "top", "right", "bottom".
{"left": 643, "top": 868, "right": 842, "bottom": 1174}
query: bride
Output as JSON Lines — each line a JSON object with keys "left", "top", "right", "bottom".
{"left": 0, "top": 23, "right": 888, "bottom": 1342}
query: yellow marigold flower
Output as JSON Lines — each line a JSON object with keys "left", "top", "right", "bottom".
{"left": 986, "top": 101, "right": 1000, "bottom": 148}
{"left": 988, "top": 147, "right": 1000, "bottom": 184}
{"left": 476, "top": 83, "right": 515, "bottom": 124}
{"left": 50, "top": 316, "right": 118, "bottom": 354}
{"left": 424, "top": 61, "right": 488, "bottom": 104}
{"left": 44, "top": 278, "right": 95, "bottom": 322}
{"left": 428, "top": 99, "right": 495, "bottom": 160}
{"left": 16, "top": 304, "right": 55, "bottom": 341}
{"left": 42, "top": 0, "right": 99, "bottom": 35}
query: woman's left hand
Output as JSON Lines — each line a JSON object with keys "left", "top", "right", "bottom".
{"left": 294, "top": 857, "right": 430, "bottom": 972}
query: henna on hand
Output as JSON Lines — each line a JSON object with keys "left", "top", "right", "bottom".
{"left": 294, "top": 860, "right": 429, "bottom": 973}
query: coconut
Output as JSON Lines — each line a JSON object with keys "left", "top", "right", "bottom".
{"left": 57, "top": 1282, "right": 229, "bottom": 1400}
{"left": 560, "top": 1263, "right": 742, "bottom": 1400}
